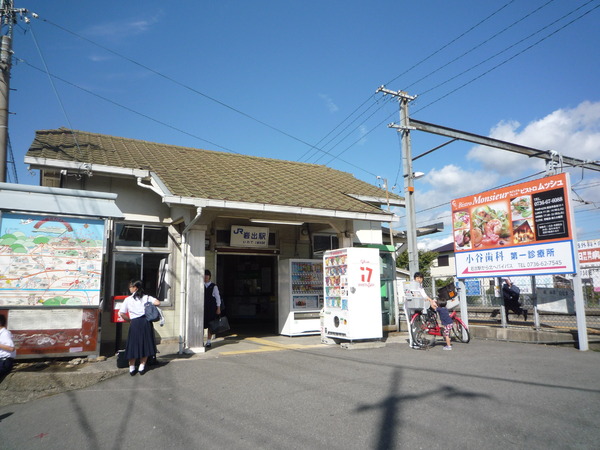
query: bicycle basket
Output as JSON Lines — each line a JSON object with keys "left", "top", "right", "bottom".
{"left": 437, "top": 282, "right": 457, "bottom": 301}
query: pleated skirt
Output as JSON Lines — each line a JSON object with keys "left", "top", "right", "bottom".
{"left": 125, "top": 316, "right": 156, "bottom": 359}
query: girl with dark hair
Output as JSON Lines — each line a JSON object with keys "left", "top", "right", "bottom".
{"left": 119, "top": 280, "right": 160, "bottom": 375}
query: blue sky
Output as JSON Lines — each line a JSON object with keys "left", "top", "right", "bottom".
{"left": 5, "top": 0, "right": 600, "bottom": 247}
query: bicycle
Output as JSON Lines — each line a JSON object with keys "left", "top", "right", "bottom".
{"left": 409, "top": 307, "right": 471, "bottom": 349}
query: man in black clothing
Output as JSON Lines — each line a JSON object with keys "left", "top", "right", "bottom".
{"left": 502, "top": 278, "right": 528, "bottom": 322}
{"left": 204, "top": 269, "right": 222, "bottom": 348}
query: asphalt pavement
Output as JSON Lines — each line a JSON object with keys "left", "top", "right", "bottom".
{"left": 1, "top": 334, "right": 599, "bottom": 449}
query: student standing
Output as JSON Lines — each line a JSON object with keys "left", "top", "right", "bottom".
{"left": 0, "top": 314, "right": 16, "bottom": 379}
{"left": 204, "top": 269, "right": 222, "bottom": 348}
{"left": 433, "top": 299, "right": 453, "bottom": 351}
{"left": 119, "top": 280, "right": 160, "bottom": 375}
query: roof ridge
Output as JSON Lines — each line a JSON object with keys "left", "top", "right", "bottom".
{"left": 37, "top": 128, "right": 337, "bottom": 170}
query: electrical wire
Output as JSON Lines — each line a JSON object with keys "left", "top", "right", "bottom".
{"left": 28, "top": 21, "right": 84, "bottom": 162}
{"left": 296, "top": 94, "right": 377, "bottom": 162}
{"left": 6, "top": 134, "right": 18, "bottom": 183}
{"left": 413, "top": 1, "right": 600, "bottom": 114}
{"left": 17, "top": 57, "right": 240, "bottom": 154}
{"left": 37, "top": 16, "right": 328, "bottom": 161}
{"left": 17, "top": 57, "right": 380, "bottom": 177}
{"left": 403, "top": 0, "right": 557, "bottom": 91}
{"left": 326, "top": 1, "right": 599, "bottom": 171}
{"left": 384, "top": 0, "right": 517, "bottom": 86}
{"left": 305, "top": 96, "right": 387, "bottom": 164}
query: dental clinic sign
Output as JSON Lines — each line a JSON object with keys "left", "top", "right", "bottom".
{"left": 230, "top": 225, "right": 269, "bottom": 248}
{"left": 451, "top": 173, "right": 577, "bottom": 278}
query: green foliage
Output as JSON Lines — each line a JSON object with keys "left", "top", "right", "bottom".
{"left": 396, "top": 249, "right": 439, "bottom": 277}
{"left": 435, "top": 277, "right": 454, "bottom": 290}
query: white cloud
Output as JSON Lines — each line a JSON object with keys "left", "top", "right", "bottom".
{"left": 467, "top": 100, "right": 600, "bottom": 175}
{"left": 422, "top": 164, "right": 500, "bottom": 197}
{"left": 84, "top": 12, "right": 162, "bottom": 40}
{"left": 88, "top": 54, "right": 112, "bottom": 62}
{"left": 418, "top": 234, "right": 453, "bottom": 251}
{"left": 318, "top": 94, "right": 339, "bottom": 113}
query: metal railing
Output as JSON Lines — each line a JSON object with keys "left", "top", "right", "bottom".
{"left": 423, "top": 271, "right": 600, "bottom": 335}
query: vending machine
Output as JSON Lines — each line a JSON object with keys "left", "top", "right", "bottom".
{"left": 323, "top": 247, "right": 382, "bottom": 340}
{"left": 278, "top": 259, "right": 324, "bottom": 336}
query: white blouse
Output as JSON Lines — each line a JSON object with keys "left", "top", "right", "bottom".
{"left": 119, "top": 294, "right": 157, "bottom": 320}
{"left": 0, "top": 327, "right": 16, "bottom": 359}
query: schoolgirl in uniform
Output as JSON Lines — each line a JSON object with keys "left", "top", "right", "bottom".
{"left": 119, "top": 280, "right": 160, "bottom": 375}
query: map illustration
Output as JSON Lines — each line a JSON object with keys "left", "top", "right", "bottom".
{"left": 0, "top": 213, "right": 105, "bottom": 307}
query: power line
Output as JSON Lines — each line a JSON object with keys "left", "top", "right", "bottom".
{"left": 28, "top": 21, "right": 85, "bottom": 162}
{"left": 413, "top": 1, "right": 600, "bottom": 113}
{"left": 35, "top": 16, "right": 328, "bottom": 159}
{"left": 17, "top": 57, "right": 241, "bottom": 154}
{"left": 403, "top": 0, "right": 557, "bottom": 91}
{"left": 17, "top": 57, "right": 380, "bottom": 177}
{"left": 297, "top": 94, "right": 377, "bottom": 162}
{"left": 385, "top": 0, "right": 516, "bottom": 87}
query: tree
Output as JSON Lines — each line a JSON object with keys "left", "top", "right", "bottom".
{"left": 396, "top": 249, "right": 439, "bottom": 277}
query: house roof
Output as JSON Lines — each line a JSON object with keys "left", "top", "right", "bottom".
{"left": 433, "top": 242, "right": 455, "bottom": 253}
{"left": 25, "top": 128, "right": 402, "bottom": 216}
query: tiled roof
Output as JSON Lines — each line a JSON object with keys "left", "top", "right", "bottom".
{"left": 26, "top": 128, "right": 402, "bottom": 215}
{"left": 433, "top": 242, "right": 454, "bottom": 253}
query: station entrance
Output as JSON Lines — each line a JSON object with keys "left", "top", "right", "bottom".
{"left": 216, "top": 253, "right": 278, "bottom": 335}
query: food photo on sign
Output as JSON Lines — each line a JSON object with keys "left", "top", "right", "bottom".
{"left": 469, "top": 202, "right": 511, "bottom": 249}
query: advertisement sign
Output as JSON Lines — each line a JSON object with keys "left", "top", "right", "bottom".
{"left": 230, "top": 225, "right": 269, "bottom": 248}
{"left": 451, "top": 173, "right": 576, "bottom": 278}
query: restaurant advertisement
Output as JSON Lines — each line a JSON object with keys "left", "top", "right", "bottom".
{"left": 451, "top": 173, "right": 577, "bottom": 278}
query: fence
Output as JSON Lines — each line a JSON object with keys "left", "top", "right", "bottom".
{"left": 424, "top": 269, "right": 600, "bottom": 334}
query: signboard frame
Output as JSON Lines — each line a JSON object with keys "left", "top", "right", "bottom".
{"left": 451, "top": 173, "right": 576, "bottom": 278}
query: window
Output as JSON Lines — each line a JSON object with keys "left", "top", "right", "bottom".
{"left": 313, "top": 234, "right": 339, "bottom": 254}
{"left": 438, "top": 255, "right": 449, "bottom": 267}
{"left": 115, "top": 223, "right": 169, "bottom": 248}
{"left": 112, "top": 223, "right": 171, "bottom": 303}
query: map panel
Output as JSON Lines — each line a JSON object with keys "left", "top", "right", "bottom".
{"left": 0, "top": 213, "right": 105, "bottom": 307}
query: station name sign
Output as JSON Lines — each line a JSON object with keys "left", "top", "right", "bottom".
{"left": 230, "top": 225, "right": 269, "bottom": 248}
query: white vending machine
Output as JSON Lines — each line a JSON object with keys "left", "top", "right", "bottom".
{"left": 278, "top": 259, "right": 324, "bottom": 336}
{"left": 323, "top": 247, "right": 382, "bottom": 340}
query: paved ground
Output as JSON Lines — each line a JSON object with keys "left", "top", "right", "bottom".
{"left": 1, "top": 333, "right": 599, "bottom": 449}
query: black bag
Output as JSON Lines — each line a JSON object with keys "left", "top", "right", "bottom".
{"left": 144, "top": 299, "right": 160, "bottom": 322}
{"left": 116, "top": 350, "right": 128, "bottom": 368}
{"left": 208, "top": 315, "right": 230, "bottom": 334}
{"left": 437, "top": 282, "right": 457, "bottom": 301}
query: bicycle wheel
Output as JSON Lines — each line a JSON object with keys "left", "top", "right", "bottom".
{"left": 451, "top": 318, "right": 471, "bottom": 343}
{"left": 410, "top": 314, "right": 434, "bottom": 348}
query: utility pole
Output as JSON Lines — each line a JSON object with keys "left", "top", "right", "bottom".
{"left": 376, "top": 86, "right": 419, "bottom": 276}
{"left": 0, "top": 1, "right": 26, "bottom": 183}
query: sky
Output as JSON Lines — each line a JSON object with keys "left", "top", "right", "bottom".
{"left": 4, "top": 0, "right": 600, "bottom": 248}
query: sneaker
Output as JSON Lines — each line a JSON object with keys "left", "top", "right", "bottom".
{"left": 443, "top": 346, "right": 452, "bottom": 351}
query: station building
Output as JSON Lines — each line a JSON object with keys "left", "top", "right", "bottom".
{"left": 24, "top": 128, "right": 404, "bottom": 353}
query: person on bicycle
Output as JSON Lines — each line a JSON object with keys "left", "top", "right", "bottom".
{"left": 414, "top": 272, "right": 437, "bottom": 324}
{"left": 433, "top": 298, "right": 453, "bottom": 351}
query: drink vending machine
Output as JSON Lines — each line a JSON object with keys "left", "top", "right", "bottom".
{"left": 322, "top": 247, "right": 382, "bottom": 340}
{"left": 278, "top": 259, "right": 324, "bottom": 336}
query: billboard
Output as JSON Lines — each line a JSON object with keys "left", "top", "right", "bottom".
{"left": 451, "top": 173, "right": 576, "bottom": 278}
